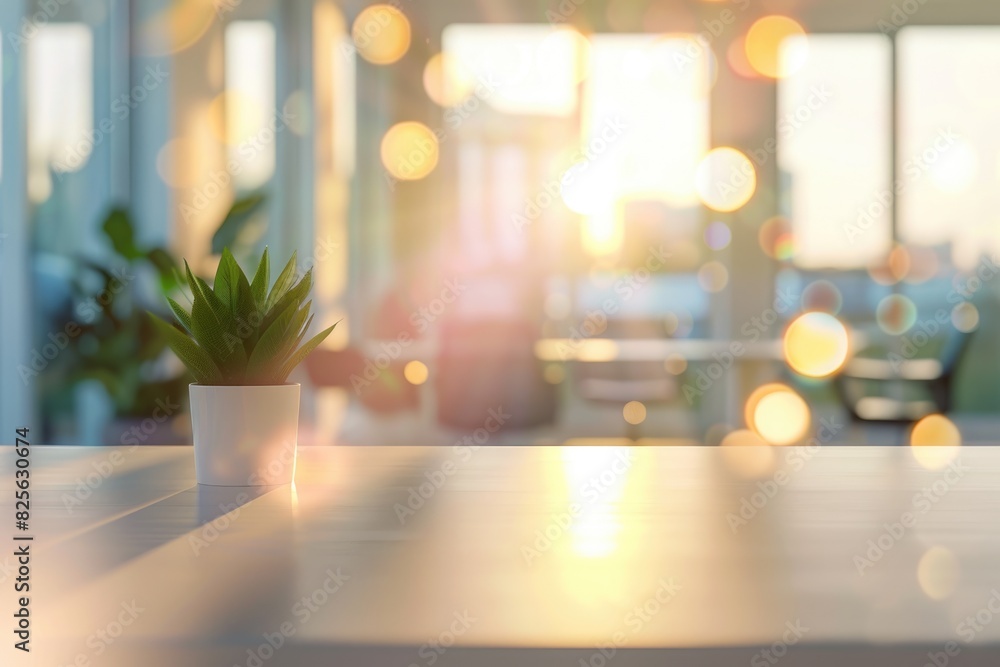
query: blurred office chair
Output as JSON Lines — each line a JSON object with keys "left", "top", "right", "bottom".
{"left": 435, "top": 318, "right": 557, "bottom": 430}
{"left": 571, "top": 318, "right": 679, "bottom": 440}
{"left": 304, "top": 348, "right": 419, "bottom": 413}
{"left": 834, "top": 327, "right": 973, "bottom": 423}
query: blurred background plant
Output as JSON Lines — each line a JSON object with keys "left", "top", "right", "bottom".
{"left": 38, "top": 194, "right": 267, "bottom": 444}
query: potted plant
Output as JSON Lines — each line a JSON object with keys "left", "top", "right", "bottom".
{"left": 149, "top": 248, "right": 335, "bottom": 486}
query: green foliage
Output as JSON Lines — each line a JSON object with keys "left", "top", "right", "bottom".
{"left": 153, "top": 248, "right": 336, "bottom": 385}
{"left": 51, "top": 208, "right": 188, "bottom": 419}
{"left": 211, "top": 193, "right": 267, "bottom": 255}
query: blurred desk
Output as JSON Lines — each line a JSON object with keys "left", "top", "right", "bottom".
{"left": 5, "top": 445, "right": 1000, "bottom": 666}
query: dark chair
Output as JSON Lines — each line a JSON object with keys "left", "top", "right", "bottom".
{"left": 304, "top": 348, "right": 419, "bottom": 413}
{"left": 834, "top": 327, "right": 973, "bottom": 423}
{"left": 435, "top": 318, "right": 557, "bottom": 430}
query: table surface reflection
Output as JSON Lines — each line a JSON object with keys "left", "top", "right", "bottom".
{"left": 3, "top": 444, "right": 1000, "bottom": 666}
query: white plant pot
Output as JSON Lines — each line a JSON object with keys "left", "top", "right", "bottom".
{"left": 189, "top": 383, "right": 300, "bottom": 486}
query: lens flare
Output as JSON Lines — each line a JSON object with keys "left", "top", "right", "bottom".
{"left": 352, "top": 4, "right": 411, "bottom": 65}
{"left": 745, "top": 16, "right": 807, "bottom": 79}
{"left": 422, "top": 53, "right": 475, "bottom": 107}
{"left": 745, "top": 384, "right": 811, "bottom": 446}
{"left": 697, "top": 261, "right": 729, "bottom": 293}
{"left": 623, "top": 401, "right": 647, "bottom": 425}
{"left": 876, "top": 294, "right": 918, "bottom": 335}
{"left": 403, "top": 360, "right": 429, "bottom": 385}
{"left": 783, "top": 312, "right": 850, "bottom": 378}
{"left": 720, "top": 429, "right": 775, "bottom": 478}
{"left": 380, "top": 122, "right": 439, "bottom": 180}
{"left": 917, "top": 546, "right": 961, "bottom": 601}
{"left": 910, "top": 414, "right": 961, "bottom": 469}
{"left": 801, "top": 280, "right": 843, "bottom": 315}
{"left": 696, "top": 147, "right": 757, "bottom": 212}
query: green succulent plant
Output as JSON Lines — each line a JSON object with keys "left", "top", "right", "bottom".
{"left": 149, "top": 248, "right": 335, "bottom": 385}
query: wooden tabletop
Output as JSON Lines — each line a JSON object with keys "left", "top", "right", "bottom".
{"left": 3, "top": 444, "right": 1000, "bottom": 666}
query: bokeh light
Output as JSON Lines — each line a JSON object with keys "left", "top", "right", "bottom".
{"left": 352, "top": 4, "right": 411, "bottom": 65}
{"left": 664, "top": 311, "right": 694, "bottom": 338}
{"left": 917, "top": 546, "right": 961, "bottom": 601}
{"left": 759, "top": 216, "right": 794, "bottom": 260}
{"left": 156, "top": 137, "right": 206, "bottom": 189}
{"left": 910, "top": 414, "right": 962, "bottom": 469}
{"left": 745, "top": 384, "right": 811, "bottom": 446}
{"left": 783, "top": 312, "right": 850, "bottom": 378}
{"left": 745, "top": 16, "right": 808, "bottom": 79}
{"left": 951, "top": 302, "right": 980, "bottom": 333}
{"left": 380, "top": 121, "right": 439, "bottom": 180}
{"left": 905, "top": 246, "right": 941, "bottom": 284}
{"left": 727, "top": 35, "right": 761, "bottom": 80}
{"left": 720, "top": 429, "right": 776, "bottom": 478}
{"left": 623, "top": 401, "right": 647, "bottom": 425}
{"left": 560, "top": 161, "right": 612, "bottom": 215}
{"left": 876, "top": 294, "right": 918, "bottom": 335}
{"left": 664, "top": 353, "right": 688, "bottom": 375}
{"left": 422, "top": 53, "right": 474, "bottom": 107}
{"left": 697, "top": 261, "right": 729, "bottom": 293}
{"left": 869, "top": 245, "right": 912, "bottom": 285}
{"left": 696, "top": 147, "right": 757, "bottom": 212}
{"left": 403, "top": 360, "right": 429, "bottom": 385}
{"left": 543, "top": 364, "right": 566, "bottom": 384}
{"left": 801, "top": 280, "right": 843, "bottom": 315}
{"left": 705, "top": 221, "right": 732, "bottom": 250}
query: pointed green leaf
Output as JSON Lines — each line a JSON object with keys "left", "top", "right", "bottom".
{"left": 210, "top": 193, "right": 267, "bottom": 255}
{"left": 214, "top": 248, "right": 241, "bottom": 311}
{"left": 101, "top": 208, "right": 142, "bottom": 259}
{"left": 265, "top": 251, "right": 298, "bottom": 313}
{"left": 250, "top": 247, "right": 270, "bottom": 307}
{"left": 277, "top": 323, "right": 336, "bottom": 383}
{"left": 246, "top": 299, "right": 299, "bottom": 381}
{"left": 165, "top": 297, "right": 193, "bottom": 333}
{"left": 149, "top": 313, "right": 222, "bottom": 384}
{"left": 262, "top": 269, "right": 312, "bottom": 333}
{"left": 275, "top": 302, "right": 311, "bottom": 366}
